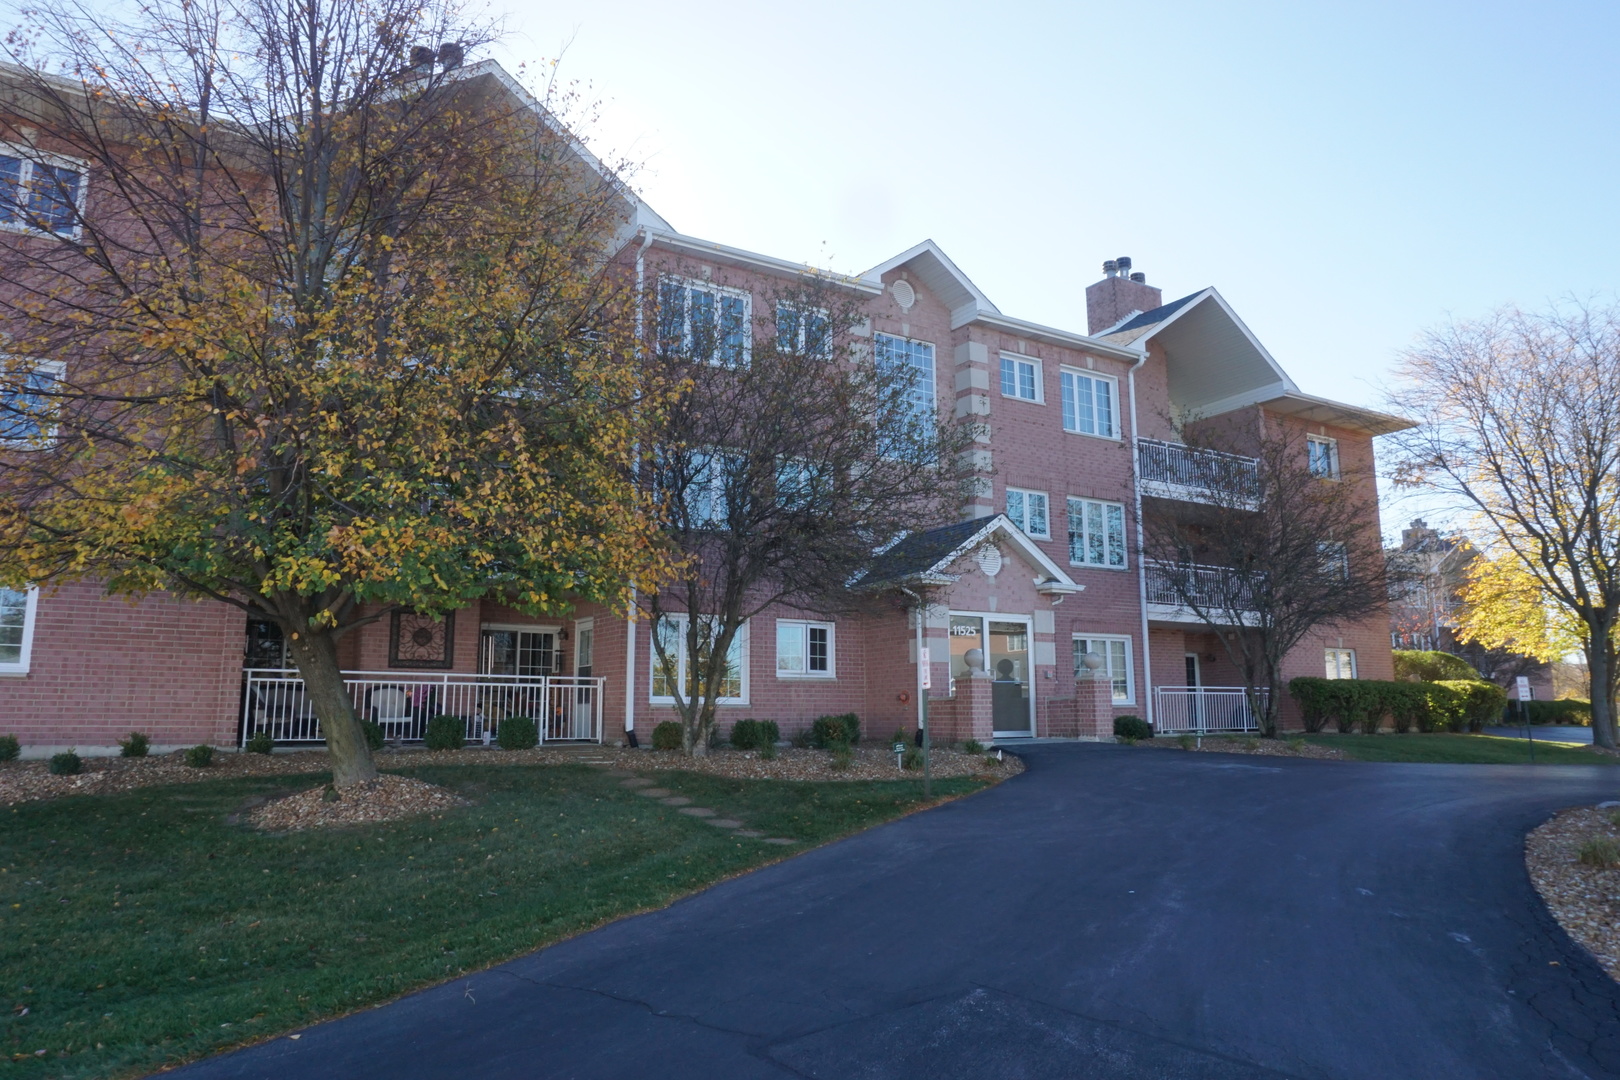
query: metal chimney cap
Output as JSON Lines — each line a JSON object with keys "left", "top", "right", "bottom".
{"left": 1102, "top": 259, "right": 1118, "bottom": 276}
{"left": 1116, "top": 256, "right": 1133, "bottom": 272}
{"left": 1129, "top": 272, "right": 1146, "bottom": 284}
{"left": 409, "top": 45, "right": 437, "bottom": 69}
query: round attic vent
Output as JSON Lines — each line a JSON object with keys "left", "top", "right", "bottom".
{"left": 975, "top": 546, "right": 1003, "bottom": 578}
{"left": 891, "top": 280, "right": 916, "bottom": 311}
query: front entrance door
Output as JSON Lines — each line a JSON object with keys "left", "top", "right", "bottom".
{"left": 989, "top": 620, "right": 1034, "bottom": 737}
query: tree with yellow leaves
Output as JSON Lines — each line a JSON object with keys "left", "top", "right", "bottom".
{"left": 0, "top": 0, "right": 671, "bottom": 785}
{"left": 1453, "top": 548, "right": 1583, "bottom": 663}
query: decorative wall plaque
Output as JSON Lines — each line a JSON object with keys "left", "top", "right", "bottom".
{"left": 389, "top": 610, "right": 455, "bottom": 669}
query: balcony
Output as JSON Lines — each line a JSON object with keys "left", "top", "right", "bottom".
{"left": 241, "top": 669, "right": 605, "bottom": 745}
{"left": 1144, "top": 560, "right": 1259, "bottom": 625}
{"left": 1137, "top": 439, "right": 1259, "bottom": 507}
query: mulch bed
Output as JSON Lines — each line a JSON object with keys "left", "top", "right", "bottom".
{"left": 1132, "top": 736, "right": 1347, "bottom": 760}
{"left": 0, "top": 742, "right": 1018, "bottom": 808}
{"left": 1526, "top": 805, "right": 1620, "bottom": 980}
{"left": 246, "top": 775, "right": 467, "bottom": 832}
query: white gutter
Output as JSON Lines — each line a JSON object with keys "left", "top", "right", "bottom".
{"left": 623, "top": 227, "right": 656, "bottom": 741}
{"left": 1127, "top": 347, "right": 1154, "bottom": 728}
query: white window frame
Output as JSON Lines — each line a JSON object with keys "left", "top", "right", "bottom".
{"left": 873, "top": 332, "right": 936, "bottom": 425}
{"left": 1060, "top": 367, "right": 1119, "bottom": 439}
{"left": 1005, "top": 487, "right": 1051, "bottom": 540}
{"left": 775, "top": 302, "right": 832, "bottom": 359}
{"left": 658, "top": 275, "right": 752, "bottom": 367}
{"left": 1066, "top": 496, "right": 1128, "bottom": 569}
{"left": 1307, "top": 435, "right": 1340, "bottom": 480}
{"left": 1, "top": 358, "right": 65, "bottom": 447}
{"left": 1072, "top": 634, "right": 1134, "bottom": 705}
{"left": 0, "top": 144, "right": 88, "bottom": 239}
{"left": 650, "top": 615, "right": 749, "bottom": 705}
{"left": 999, "top": 352, "right": 1042, "bottom": 404}
{"left": 1318, "top": 540, "right": 1350, "bottom": 581}
{"left": 1325, "top": 647, "right": 1356, "bottom": 680}
{"left": 0, "top": 586, "right": 40, "bottom": 676}
{"left": 775, "top": 619, "right": 835, "bottom": 679}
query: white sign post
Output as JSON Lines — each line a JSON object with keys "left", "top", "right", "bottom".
{"left": 919, "top": 646, "right": 931, "bottom": 690}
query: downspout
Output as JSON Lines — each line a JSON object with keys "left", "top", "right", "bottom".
{"left": 1128, "top": 346, "right": 1154, "bottom": 728}
{"left": 623, "top": 227, "right": 656, "bottom": 746}
{"left": 899, "top": 584, "right": 930, "bottom": 797}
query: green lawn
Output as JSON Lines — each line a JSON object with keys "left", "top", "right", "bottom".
{"left": 1298, "top": 732, "right": 1619, "bottom": 765}
{"left": 0, "top": 763, "right": 986, "bottom": 1078}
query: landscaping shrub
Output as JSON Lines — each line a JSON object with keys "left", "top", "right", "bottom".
{"left": 244, "top": 731, "right": 275, "bottom": 755}
{"left": 651, "top": 720, "right": 683, "bottom": 751}
{"left": 1437, "top": 679, "right": 1508, "bottom": 733}
{"left": 1177, "top": 734, "right": 1195, "bottom": 750}
{"left": 962, "top": 739, "right": 985, "bottom": 754}
{"left": 902, "top": 746, "right": 922, "bottom": 770}
{"left": 496, "top": 716, "right": 538, "bottom": 751}
{"left": 423, "top": 715, "right": 466, "bottom": 751}
{"left": 729, "top": 718, "right": 764, "bottom": 750}
{"left": 1292, "top": 677, "right": 1470, "bottom": 734}
{"left": 1289, "top": 677, "right": 1334, "bottom": 733}
{"left": 812, "top": 713, "right": 861, "bottom": 748}
{"left": 830, "top": 746, "right": 853, "bottom": 770}
{"left": 0, "top": 734, "right": 18, "bottom": 761}
{"left": 759, "top": 740, "right": 778, "bottom": 760}
{"left": 119, "top": 731, "right": 150, "bottom": 758}
{"left": 1393, "top": 649, "right": 1480, "bottom": 683}
{"left": 758, "top": 719, "right": 781, "bottom": 746}
{"left": 1579, "top": 836, "right": 1620, "bottom": 869}
{"left": 1114, "top": 715, "right": 1152, "bottom": 741}
{"left": 184, "top": 744, "right": 214, "bottom": 768}
{"left": 362, "top": 719, "right": 385, "bottom": 751}
{"left": 48, "top": 750, "right": 81, "bottom": 776}
{"left": 1383, "top": 682, "right": 1429, "bottom": 734}
{"left": 1524, "top": 699, "right": 1592, "bottom": 726}
{"left": 790, "top": 726, "right": 813, "bottom": 749}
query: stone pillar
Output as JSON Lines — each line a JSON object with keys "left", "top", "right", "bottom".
{"left": 955, "top": 672, "right": 996, "bottom": 745}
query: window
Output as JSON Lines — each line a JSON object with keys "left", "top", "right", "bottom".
{"left": 1318, "top": 541, "right": 1350, "bottom": 580}
{"left": 0, "top": 586, "right": 37, "bottom": 674}
{"left": 480, "top": 626, "right": 559, "bottom": 675}
{"left": 0, "top": 359, "right": 64, "bottom": 445}
{"left": 1005, "top": 487, "right": 1050, "bottom": 539}
{"left": 1325, "top": 648, "right": 1356, "bottom": 680}
{"left": 999, "top": 353, "right": 1040, "bottom": 402}
{"left": 651, "top": 615, "right": 748, "bottom": 703}
{"left": 1307, "top": 435, "right": 1339, "bottom": 479}
{"left": 874, "top": 332, "right": 936, "bottom": 426}
{"left": 0, "top": 148, "right": 84, "bottom": 237}
{"left": 775, "top": 457, "right": 817, "bottom": 510}
{"left": 1061, "top": 368, "right": 1117, "bottom": 438}
{"left": 1073, "top": 635, "right": 1134, "bottom": 704}
{"left": 683, "top": 449, "right": 741, "bottom": 527}
{"left": 1067, "top": 497, "right": 1127, "bottom": 568}
{"left": 658, "top": 277, "right": 750, "bottom": 366}
{"left": 776, "top": 619, "right": 834, "bottom": 678}
{"left": 776, "top": 302, "right": 830, "bottom": 358}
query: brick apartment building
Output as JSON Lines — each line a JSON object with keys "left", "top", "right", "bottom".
{"left": 0, "top": 60, "right": 1411, "bottom": 754}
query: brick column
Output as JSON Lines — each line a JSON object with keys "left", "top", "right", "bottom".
{"left": 954, "top": 673, "right": 996, "bottom": 745}
{"left": 1074, "top": 674, "right": 1115, "bottom": 740}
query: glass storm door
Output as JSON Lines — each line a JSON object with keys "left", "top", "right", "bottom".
{"left": 989, "top": 620, "right": 1033, "bottom": 737}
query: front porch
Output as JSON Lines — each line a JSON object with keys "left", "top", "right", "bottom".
{"left": 242, "top": 669, "right": 606, "bottom": 746}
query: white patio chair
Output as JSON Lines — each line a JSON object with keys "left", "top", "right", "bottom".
{"left": 370, "top": 687, "right": 413, "bottom": 742}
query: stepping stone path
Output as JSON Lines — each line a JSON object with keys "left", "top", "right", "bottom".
{"left": 606, "top": 766, "right": 797, "bottom": 846}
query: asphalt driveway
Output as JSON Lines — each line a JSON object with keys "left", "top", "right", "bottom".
{"left": 168, "top": 744, "right": 1620, "bottom": 1079}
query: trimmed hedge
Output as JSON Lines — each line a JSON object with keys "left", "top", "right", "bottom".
{"left": 811, "top": 713, "right": 861, "bottom": 748}
{"left": 1289, "top": 676, "right": 1505, "bottom": 734}
{"left": 651, "top": 720, "right": 683, "bottom": 751}
{"left": 1523, "top": 698, "right": 1592, "bottom": 726}
{"left": 1392, "top": 650, "right": 1480, "bottom": 683}
{"left": 1114, "top": 715, "right": 1152, "bottom": 740}
{"left": 423, "top": 715, "right": 465, "bottom": 751}
{"left": 496, "top": 716, "right": 538, "bottom": 751}
{"left": 729, "top": 718, "right": 782, "bottom": 751}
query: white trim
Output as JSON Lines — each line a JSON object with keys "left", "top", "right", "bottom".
{"left": 1072, "top": 633, "right": 1135, "bottom": 706}
{"left": 1125, "top": 288, "right": 1299, "bottom": 397}
{"left": 573, "top": 617, "right": 595, "bottom": 674}
{"left": 998, "top": 351, "right": 1043, "bottom": 404}
{"left": 1004, "top": 486, "right": 1051, "bottom": 540}
{"left": 774, "top": 618, "right": 836, "bottom": 679}
{"left": 968, "top": 309, "right": 1144, "bottom": 362}
{"left": 480, "top": 621, "right": 562, "bottom": 633}
{"left": 1307, "top": 434, "right": 1341, "bottom": 480}
{"left": 649, "top": 615, "right": 750, "bottom": 706}
{"left": 658, "top": 274, "right": 753, "bottom": 367}
{"left": 774, "top": 301, "right": 833, "bottom": 358}
{"left": 0, "top": 586, "right": 40, "bottom": 676}
{"left": 641, "top": 231, "right": 879, "bottom": 295}
{"left": 1059, "top": 366, "right": 1121, "bottom": 440}
{"left": 946, "top": 611, "right": 1036, "bottom": 737}
{"left": 1, "top": 357, "right": 66, "bottom": 446}
{"left": 0, "top": 142, "right": 89, "bottom": 240}
{"left": 862, "top": 239, "right": 1000, "bottom": 319}
{"left": 1325, "top": 647, "right": 1357, "bottom": 680}
{"left": 1066, "top": 497, "right": 1130, "bottom": 571}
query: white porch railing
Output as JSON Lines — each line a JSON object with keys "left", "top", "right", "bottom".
{"left": 1137, "top": 439, "right": 1259, "bottom": 500}
{"left": 1153, "top": 686, "right": 1265, "bottom": 734}
{"left": 241, "top": 669, "right": 605, "bottom": 746}
{"left": 1144, "top": 560, "right": 1255, "bottom": 611}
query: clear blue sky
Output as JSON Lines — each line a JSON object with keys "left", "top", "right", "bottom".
{"left": 494, "top": 0, "right": 1617, "bottom": 425}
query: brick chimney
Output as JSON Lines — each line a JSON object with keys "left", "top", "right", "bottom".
{"left": 1085, "top": 256, "right": 1163, "bottom": 335}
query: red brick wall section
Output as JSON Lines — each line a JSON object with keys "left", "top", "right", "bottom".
{"left": 0, "top": 581, "right": 243, "bottom": 756}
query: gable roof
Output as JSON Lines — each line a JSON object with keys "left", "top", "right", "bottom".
{"left": 856, "top": 514, "right": 1083, "bottom": 595}
{"left": 1101, "top": 290, "right": 1205, "bottom": 337}
{"left": 862, "top": 240, "right": 1001, "bottom": 325}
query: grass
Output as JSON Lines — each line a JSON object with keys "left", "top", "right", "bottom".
{"left": 0, "top": 763, "right": 985, "bottom": 1078}
{"left": 1297, "top": 732, "right": 1620, "bottom": 765}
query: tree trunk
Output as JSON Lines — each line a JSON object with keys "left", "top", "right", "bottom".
{"left": 285, "top": 628, "right": 379, "bottom": 788}
{"left": 1589, "top": 639, "right": 1618, "bottom": 750}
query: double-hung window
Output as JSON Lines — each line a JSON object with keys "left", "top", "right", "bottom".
{"left": 0, "top": 147, "right": 85, "bottom": 237}
{"left": 1061, "top": 368, "right": 1117, "bottom": 438}
{"left": 874, "top": 332, "right": 936, "bottom": 427}
{"left": 1067, "top": 497, "right": 1127, "bottom": 568}
{"left": 0, "top": 359, "right": 64, "bottom": 446}
{"left": 776, "top": 619, "right": 834, "bottom": 678}
{"left": 1307, "top": 435, "right": 1340, "bottom": 479}
{"left": 1000, "top": 353, "right": 1040, "bottom": 402}
{"left": 1073, "top": 635, "right": 1134, "bottom": 704}
{"left": 776, "top": 302, "right": 831, "bottom": 358}
{"left": 1324, "top": 648, "right": 1356, "bottom": 680}
{"left": 651, "top": 615, "right": 748, "bottom": 704}
{"left": 775, "top": 457, "right": 817, "bottom": 510}
{"left": 0, "top": 586, "right": 38, "bottom": 675}
{"left": 658, "top": 277, "right": 751, "bottom": 366}
{"left": 1318, "top": 541, "right": 1350, "bottom": 581}
{"left": 1005, "top": 487, "right": 1050, "bottom": 539}
{"left": 684, "top": 450, "right": 738, "bottom": 528}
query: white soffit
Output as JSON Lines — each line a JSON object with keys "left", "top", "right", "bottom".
{"left": 1140, "top": 290, "right": 1299, "bottom": 415}
{"left": 863, "top": 240, "right": 1001, "bottom": 325}
{"left": 1258, "top": 392, "right": 1416, "bottom": 436}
